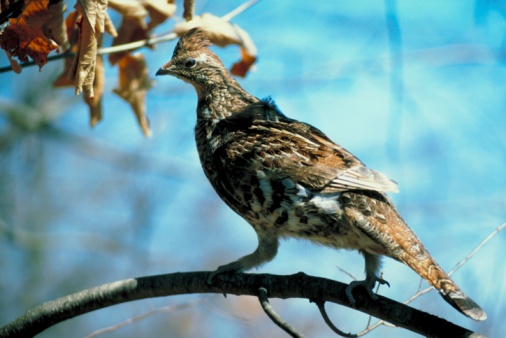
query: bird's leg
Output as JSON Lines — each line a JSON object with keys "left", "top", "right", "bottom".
{"left": 207, "top": 233, "right": 279, "bottom": 284}
{"left": 345, "top": 251, "right": 389, "bottom": 305}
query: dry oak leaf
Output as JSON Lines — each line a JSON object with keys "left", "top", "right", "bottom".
{"left": 142, "top": 0, "right": 176, "bottom": 31}
{"left": 0, "top": 0, "right": 59, "bottom": 71}
{"left": 86, "top": 55, "right": 104, "bottom": 127}
{"left": 107, "top": 0, "right": 148, "bottom": 65}
{"left": 73, "top": 0, "right": 114, "bottom": 99}
{"left": 107, "top": 0, "right": 175, "bottom": 65}
{"left": 113, "top": 53, "right": 154, "bottom": 137}
{"left": 53, "top": 10, "right": 79, "bottom": 87}
{"left": 173, "top": 13, "right": 257, "bottom": 77}
{"left": 230, "top": 44, "right": 257, "bottom": 78}
{"left": 42, "top": 0, "right": 68, "bottom": 51}
{"left": 54, "top": 10, "right": 105, "bottom": 128}
{"left": 182, "top": 0, "right": 194, "bottom": 21}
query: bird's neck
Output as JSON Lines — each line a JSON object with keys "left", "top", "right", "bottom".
{"left": 193, "top": 77, "right": 258, "bottom": 166}
{"left": 195, "top": 76, "right": 259, "bottom": 121}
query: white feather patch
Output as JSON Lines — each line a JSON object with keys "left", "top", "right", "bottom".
{"left": 310, "top": 194, "right": 341, "bottom": 214}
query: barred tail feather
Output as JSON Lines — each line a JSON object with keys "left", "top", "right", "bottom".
{"left": 439, "top": 286, "right": 487, "bottom": 321}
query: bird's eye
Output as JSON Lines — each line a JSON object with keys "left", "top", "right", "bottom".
{"left": 185, "top": 58, "right": 197, "bottom": 68}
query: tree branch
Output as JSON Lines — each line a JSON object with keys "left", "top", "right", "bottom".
{"left": 0, "top": 271, "right": 485, "bottom": 338}
{"left": 257, "top": 287, "right": 304, "bottom": 338}
{"left": 314, "top": 301, "right": 357, "bottom": 337}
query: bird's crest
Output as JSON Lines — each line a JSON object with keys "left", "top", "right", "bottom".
{"left": 172, "top": 27, "right": 212, "bottom": 58}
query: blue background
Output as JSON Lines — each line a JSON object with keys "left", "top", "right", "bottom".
{"left": 1, "top": 1, "right": 505, "bottom": 337}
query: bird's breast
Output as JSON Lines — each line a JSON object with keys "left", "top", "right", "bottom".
{"left": 193, "top": 119, "right": 367, "bottom": 250}
{"left": 199, "top": 160, "right": 355, "bottom": 244}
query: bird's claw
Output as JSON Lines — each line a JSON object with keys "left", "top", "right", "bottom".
{"left": 206, "top": 263, "right": 241, "bottom": 285}
{"left": 345, "top": 276, "right": 390, "bottom": 305}
{"left": 376, "top": 276, "right": 390, "bottom": 288}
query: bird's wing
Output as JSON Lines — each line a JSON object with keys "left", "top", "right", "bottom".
{"left": 215, "top": 105, "right": 398, "bottom": 194}
{"left": 263, "top": 119, "right": 398, "bottom": 193}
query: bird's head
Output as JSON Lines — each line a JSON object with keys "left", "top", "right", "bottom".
{"left": 156, "top": 28, "right": 226, "bottom": 92}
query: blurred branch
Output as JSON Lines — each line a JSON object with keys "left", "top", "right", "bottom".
{"left": 45, "top": 126, "right": 198, "bottom": 180}
{"left": 384, "top": 0, "right": 404, "bottom": 161}
{"left": 0, "top": 218, "right": 127, "bottom": 254}
{"left": 0, "top": 271, "right": 484, "bottom": 338}
{"left": 84, "top": 299, "right": 203, "bottom": 338}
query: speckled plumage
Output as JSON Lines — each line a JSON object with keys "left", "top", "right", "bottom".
{"left": 156, "top": 28, "right": 486, "bottom": 321}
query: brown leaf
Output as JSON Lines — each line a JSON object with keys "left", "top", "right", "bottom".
{"left": 77, "top": 0, "right": 108, "bottom": 33}
{"left": 142, "top": 0, "right": 176, "bottom": 31}
{"left": 107, "top": 0, "right": 175, "bottom": 65}
{"left": 107, "top": 0, "right": 148, "bottom": 65}
{"left": 173, "top": 13, "right": 258, "bottom": 76}
{"left": 42, "top": 0, "right": 69, "bottom": 51}
{"left": 73, "top": 0, "right": 109, "bottom": 99}
{"left": 0, "top": 0, "right": 59, "bottom": 70}
{"left": 4, "top": 49, "right": 22, "bottom": 73}
{"left": 231, "top": 47, "right": 257, "bottom": 78}
{"left": 103, "top": 10, "right": 118, "bottom": 38}
{"left": 72, "top": 10, "right": 96, "bottom": 98}
{"left": 53, "top": 9, "right": 104, "bottom": 129}
{"left": 182, "top": 0, "right": 194, "bottom": 21}
{"left": 85, "top": 55, "right": 104, "bottom": 127}
{"left": 113, "top": 53, "right": 154, "bottom": 137}
{"left": 53, "top": 10, "right": 79, "bottom": 87}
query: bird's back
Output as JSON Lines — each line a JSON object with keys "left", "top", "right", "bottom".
{"left": 196, "top": 99, "right": 392, "bottom": 249}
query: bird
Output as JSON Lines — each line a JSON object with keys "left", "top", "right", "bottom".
{"left": 156, "top": 27, "right": 487, "bottom": 321}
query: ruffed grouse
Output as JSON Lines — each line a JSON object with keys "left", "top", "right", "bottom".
{"left": 156, "top": 27, "right": 486, "bottom": 321}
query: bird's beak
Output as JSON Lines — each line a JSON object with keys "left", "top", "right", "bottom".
{"left": 156, "top": 62, "right": 173, "bottom": 76}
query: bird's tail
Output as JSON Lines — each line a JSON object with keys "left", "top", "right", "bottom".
{"left": 372, "top": 196, "right": 488, "bottom": 321}
{"left": 343, "top": 191, "right": 487, "bottom": 320}
{"left": 398, "top": 245, "right": 487, "bottom": 321}
{"left": 427, "top": 265, "right": 487, "bottom": 321}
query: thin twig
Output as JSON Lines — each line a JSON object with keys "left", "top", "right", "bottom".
{"left": 448, "top": 222, "right": 506, "bottom": 275}
{"left": 201, "top": 296, "right": 251, "bottom": 325}
{"left": 221, "top": 0, "right": 262, "bottom": 22}
{"left": 356, "top": 319, "right": 395, "bottom": 337}
{"left": 0, "top": 52, "right": 71, "bottom": 73}
{"left": 335, "top": 266, "right": 357, "bottom": 281}
{"left": 257, "top": 287, "right": 305, "bottom": 338}
{"left": 97, "top": 32, "right": 178, "bottom": 56}
{"left": 315, "top": 301, "right": 357, "bottom": 338}
{"left": 416, "top": 276, "right": 424, "bottom": 293}
{"left": 85, "top": 299, "right": 202, "bottom": 338}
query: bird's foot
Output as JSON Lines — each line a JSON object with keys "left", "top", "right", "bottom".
{"left": 207, "top": 262, "right": 242, "bottom": 285}
{"left": 345, "top": 276, "right": 390, "bottom": 305}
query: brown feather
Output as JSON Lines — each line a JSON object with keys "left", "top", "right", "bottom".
{"left": 156, "top": 28, "right": 487, "bottom": 322}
